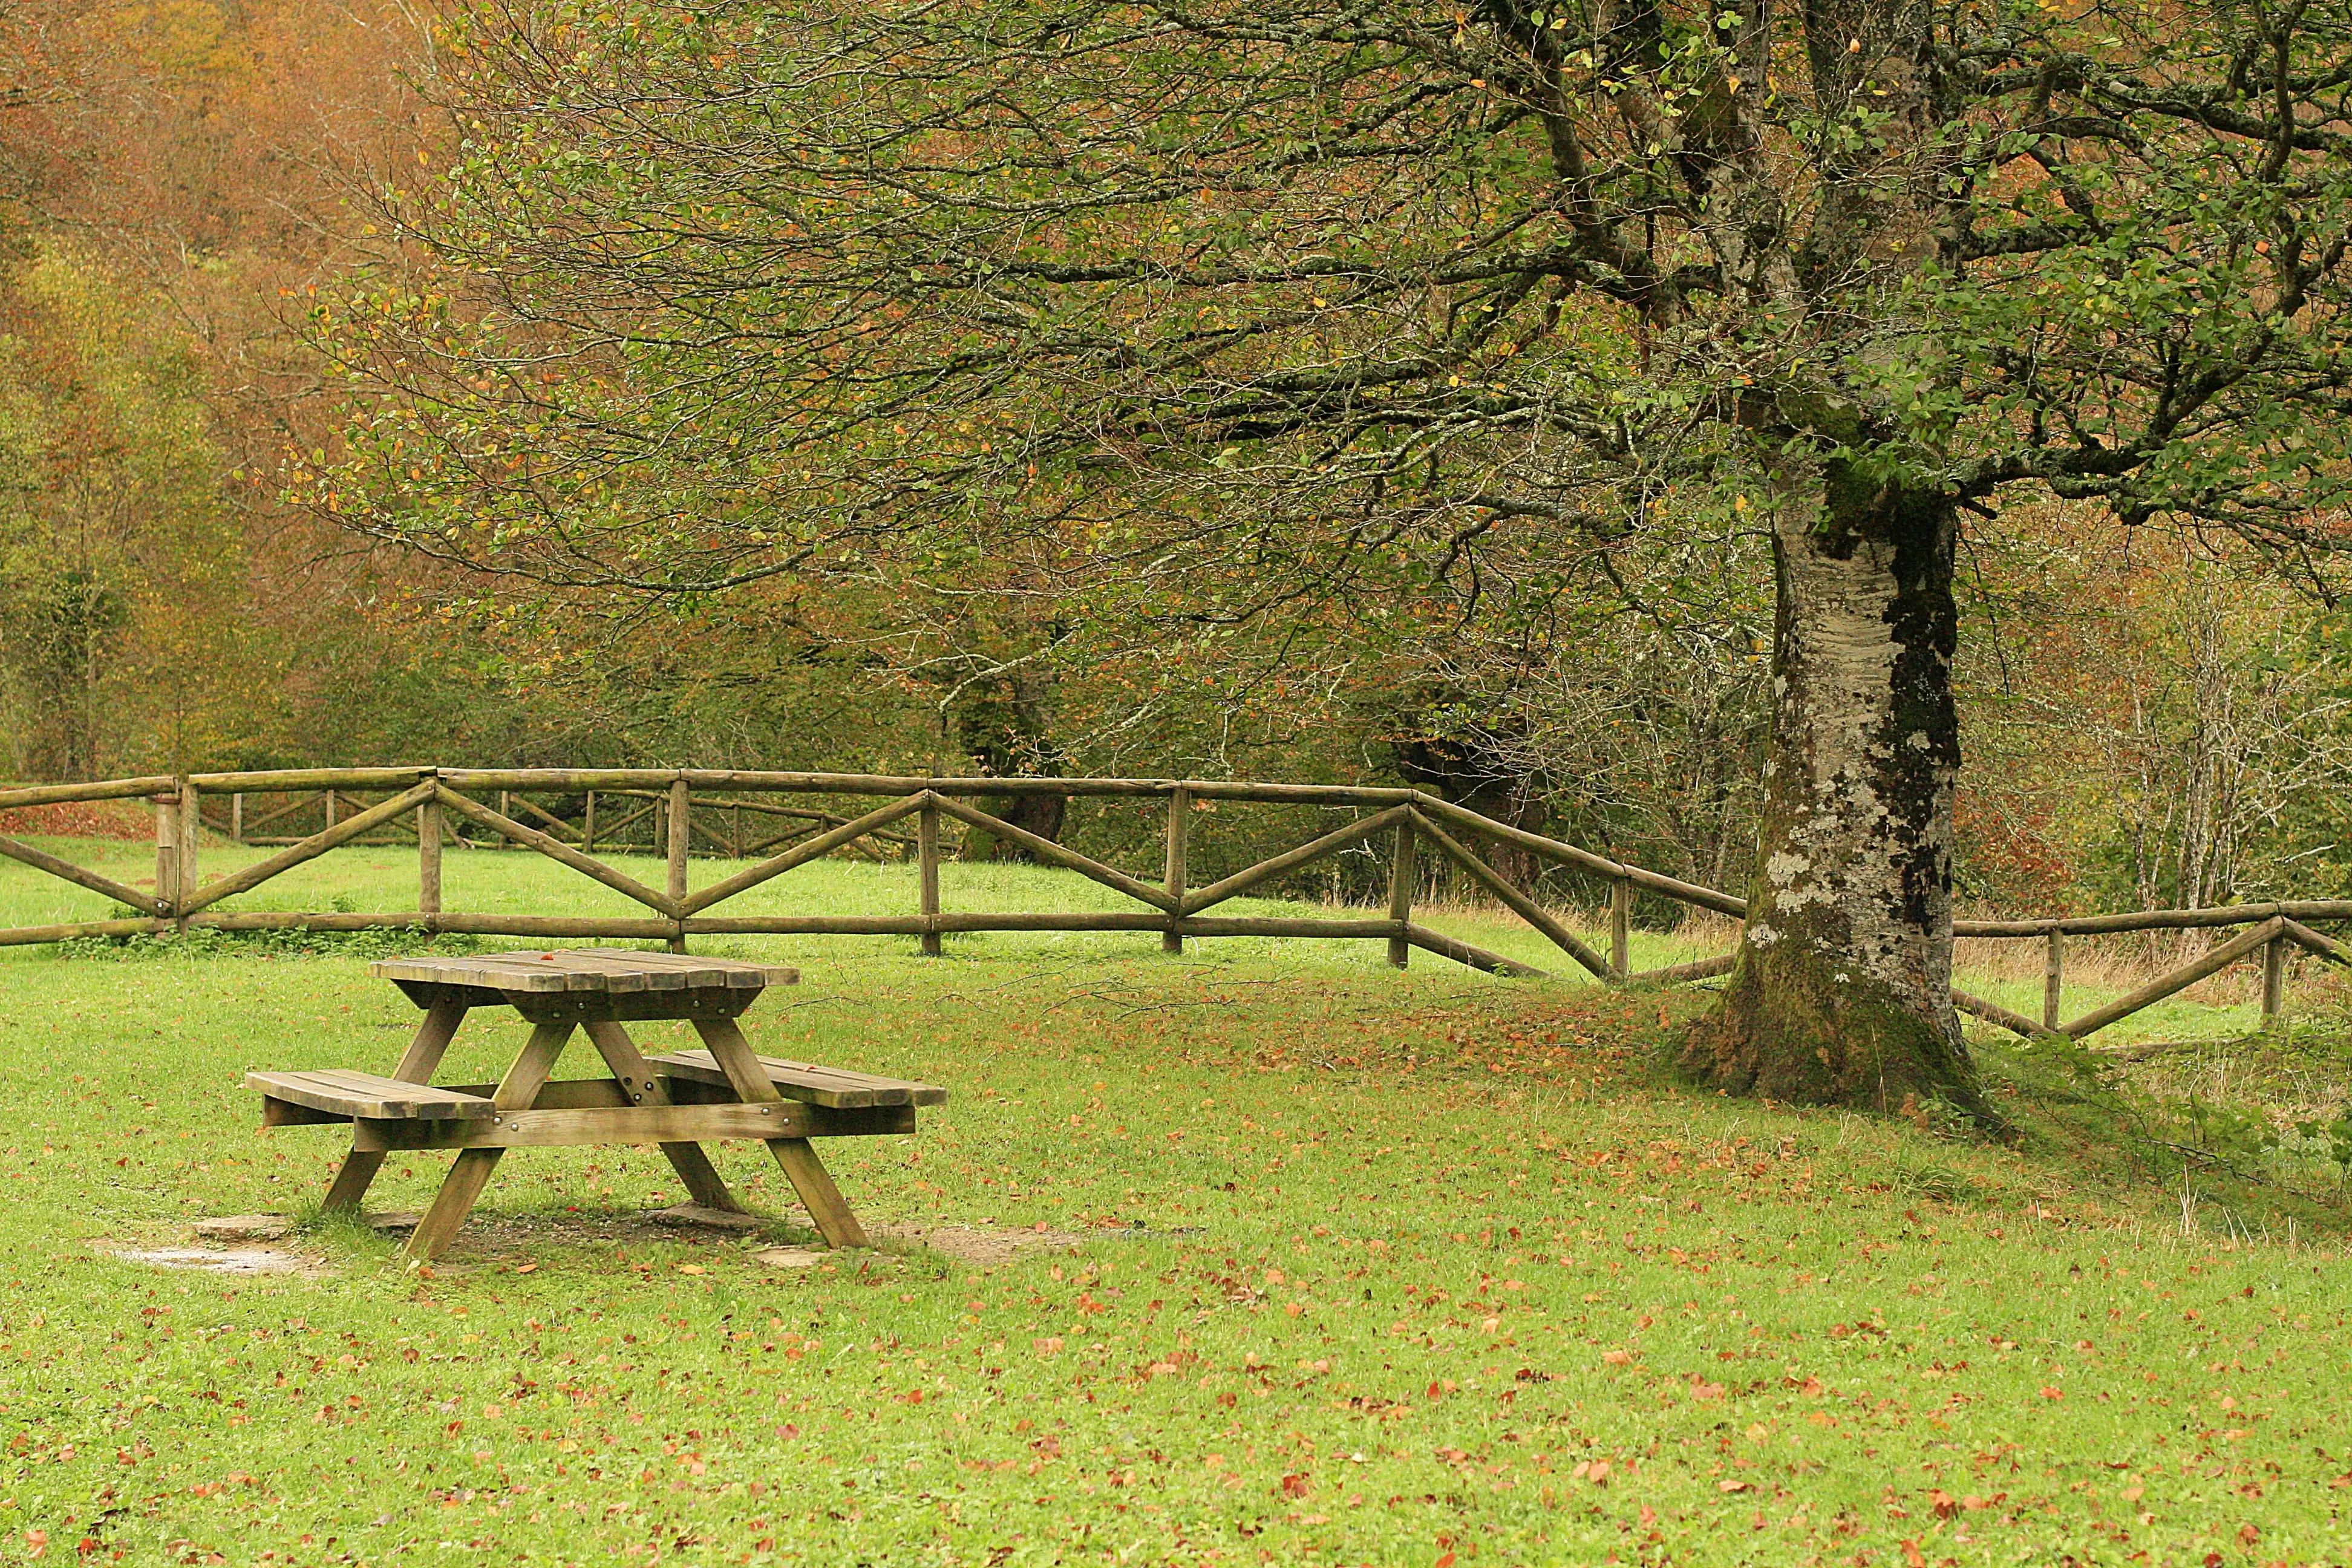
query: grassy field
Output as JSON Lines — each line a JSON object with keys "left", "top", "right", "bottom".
{"left": 5, "top": 837, "right": 2351, "bottom": 1565}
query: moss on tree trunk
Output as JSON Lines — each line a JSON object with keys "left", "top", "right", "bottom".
{"left": 1680, "top": 467, "right": 1992, "bottom": 1120}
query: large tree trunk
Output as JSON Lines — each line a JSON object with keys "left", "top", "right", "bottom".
{"left": 1679, "top": 469, "right": 1991, "bottom": 1119}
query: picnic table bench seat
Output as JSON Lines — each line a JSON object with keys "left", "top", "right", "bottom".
{"left": 646, "top": 1048, "right": 947, "bottom": 1109}
{"left": 249, "top": 1069, "right": 498, "bottom": 1120}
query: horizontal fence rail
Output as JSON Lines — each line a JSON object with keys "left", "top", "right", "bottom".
{"left": 2, "top": 767, "right": 2345, "bottom": 1047}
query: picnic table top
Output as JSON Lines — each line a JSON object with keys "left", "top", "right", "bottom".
{"left": 368, "top": 948, "right": 800, "bottom": 995}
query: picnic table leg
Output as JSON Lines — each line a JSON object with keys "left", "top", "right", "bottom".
{"left": 403, "top": 1020, "right": 573, "bottom": 1267}
{"left": 690, "top": 1016, "right": 872, "bottom": 1248}
{"left": 323, "top": 998, "right": 467, "bottom": 1214}
{"left": 581, "top": 1018, "right": 744, "bottom": 1214}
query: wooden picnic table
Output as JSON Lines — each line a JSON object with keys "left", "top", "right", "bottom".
{"left": 246, "top": 949, "right": 944, "bottom": 1264}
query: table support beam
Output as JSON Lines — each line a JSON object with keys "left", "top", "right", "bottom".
{"left": 322, "top": 998, "right": 468, "bottom": 1214}
{"left": 584, "top": 1018, "right": 744, "bottom": 1214}
{"left": 693, "top": 1015, "right": 871, "bottom": 1247}
{"left": 403, "top": 1020, "right": 572, "bottom": 1266}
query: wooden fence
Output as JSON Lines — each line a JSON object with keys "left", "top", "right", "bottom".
{"left": 2, "top": 766, "right": 2345, "bottom": 1045}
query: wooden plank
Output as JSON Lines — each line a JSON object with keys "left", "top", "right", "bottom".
{"left": 410, "top": 914, "right": 678, "bottom": 939}
{"left": 189, "top": 767, "right": 432, "bottom": 793}
{"left": 178, "top": 780, "right": 200, "bottom": 910}
{"left": 353, "top": 1100, "right": 887, "bottom": 1149}
{"left": 0, "top": 834, "right": 168, "bottom": 916}
{"left": 740, "top": 823, "right": 823, "bottom": 858}
{"left": 1402, "top": 923, "right": 1546, "bottom": 978}
{"left": 1163, "top": 786, "right": 1189, "bottom": 954}
{"left": 341, "top": 791, "right": 420, "bottom": 839}
{"left": 501, "top": 988, "right": 765, "bottom": 1025}
{"left": 0, "top": 916, "right": 160, "bottom": 946}
{"left": 685, "top": 912, "right": 1158, "bottom": 935}
{"left": 238, "top": 793, "right": 324, "bottom": 834}
{"left": 438, "top": 768, "right": 688, "bottom": 791}
{"left": 2279, "top": 918, "right": 2352, "bottom": 967}
{"left": 677, "top": 793, "right": 927, "bottom": 913}
{"left": 1410, "top": 811, "right": 1614, "bottom": 979}
{"left": 322, "top": 996, "right": 468, "bottom": 1210}
{"left": 927, "top": 792, "right": 1174, "bottom": 912}
{"left": 508, "top": 794, "right": 581, "bottom": 840}
{"left": 178, "top": 780, "right": 436, "bottom": 915}
{"left": 438, "top": 1077, "right": 632, "bottom": 1108}
{"left": 246, "top": 1069, "right": 497, "bottom": 1120}
{"left": 2042, "top": 929, "right": 2063, "bottom": 1031}
{"left": 1625, "top": 952, "right": 1737, "bottom": 984}
{"left": 154, "top": 793, "right": 178, "bottom": 920}
{"left": 400, "top": 1020, "right": 576, "bottom": 1265}
{"left": 369, "top": 948, "right": 793, "bottom": 993}
{"left": 2062, "top": 918, "right": 2287, "bottom": 1040}
{"left": 1183, "top": 916, "right": 1403, "bottom": 939}
{"left": 2262, "top": 936, "right": 2288, "bottom": 1030}
{"left": 1610, "top": 877, "right": 1631, "bottom": 977}
{"left": 667, "top": 777, "right": 691, "bottom": 953}
{"left": 1387, "top": 820, "right": 1415, "bottom": 969}
{"left": 0, "top": 776, "right": 177, "bottom": 811}
{"left": 591, "top": 801, "right": 659, "bottom": 844}
{"left": 1952, "top": 988, "right": 2050, "bottom": 1040}
{"left": 649, "top": 1048, "right": 947, "bottom": 1108}
{"left": 675, "top": 770, "right": 1418, "bottom": 805}
{"left": 917, "top": 795, "right": 945, "bottom": 951}
{"left": 403, "top": 1147, "right": 503, "bottom": 1264}
{"left": 419, "top": 797, "right": 442, "bottom": 916}
{"left": 1410, "top": 794, "right": 1749, "bottom": 918}
{"left": 694, "top": 1016, "right": 872, "bottom": 1247}
{"left": 1180, "top": 805, "right": 1412, "bottom": 916}
{"left": 584, "top": 1018, "right": 744, "bottom": 1214}
{"left": 765, "top": 1138, "right": 870, "bottom": 1246}
{"left": 919, "top": 797, "right": 942, "bottom": 956}
{"left": 433, "top": 785, "right": 678, "bottom": 916}
{"left": 1958, "top": 901, "right": 2352, "bottom": 937}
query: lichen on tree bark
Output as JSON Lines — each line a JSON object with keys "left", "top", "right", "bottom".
{"left": 1681, "top": 467, "right": 1991, "bottom": 1118}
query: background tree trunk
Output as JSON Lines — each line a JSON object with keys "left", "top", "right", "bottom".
{"left": 1681, "top": 469, "right": 1991, "bottom": 1119}
{"left": 956, "top": 665, "right": 1068, "bottom": 860}
{"left": 1390, "top": 725, "right": 1550, "bottom": 890}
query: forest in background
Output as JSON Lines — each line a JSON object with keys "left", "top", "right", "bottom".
{"left": 2, "top": 0, "right": 2348, "bottom": 921}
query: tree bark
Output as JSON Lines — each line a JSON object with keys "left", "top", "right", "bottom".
{"left": 1680, "top": 468, "right": 1991, "bottom": 1119}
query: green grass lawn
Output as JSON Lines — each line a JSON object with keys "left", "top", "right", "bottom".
{"left": 3, "top": 838, "right": 2348, "bottom": 1565}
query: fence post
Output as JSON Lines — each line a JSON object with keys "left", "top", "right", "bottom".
{"left": 919, "top": 796, "right": 942, "bottom": 956}
{"left": 177, "top": 779, "right": 200, "bottom": 913}
{"left": 499, "top": 790, "right": 513, "bottom": 846}
{"left": 230, "top": 792, "right": 244, "bottom": 845}
{"left": 2043, "top": 928, "right": 2064, "bottom": 1031}
{"left": 1610, "top": 876, "right": 1632, "bottom": 978}
{"left": 418, "top": 794, "right": 442, "bottom": 920}
{"left": 2262, "top": 936, "right": 2288, "bottom": 1031}
{"left": 667, "top": 776, "right": 691, "bottom": 953}
{"left": 1163, "top": 786, "right": 1190, "bottom": 955}
{"left": 583, "top": 790, "right": 597, "bottom": 854}
{"left": 153, "top": 792, "right": 179, "bottom": 925}
{"left": 323, "top": 789, "right": 336, "bottom": 833}
{"left": 1387, "top": 818, "right": 1415, "bottom": 969}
